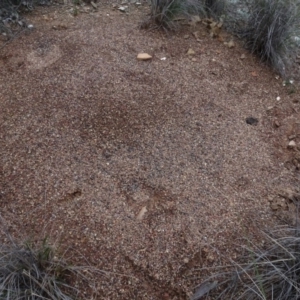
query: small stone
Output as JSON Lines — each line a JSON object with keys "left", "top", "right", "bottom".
{"left": 183, "top": 258, "right": 189, "bottom": 263}
{"left": 28, "top": 24, "right": 34, "bottom": 29}
{"left": 191, "top": 58, "right": 197, "bottom": 62}
{"left": 274, "top": 120, "right": 280, "bottom": 128}
{"left": 137, "top": 53, "right": 152, "bottom": 60}
{"left": 227, "top": 40, "right": 235, "bottom": 48}
{"left": 184, "top": 34, "right": 189, "bottom": 39}
{"left": 207, "top": 255, "right": 215, "bottom": 263}
{"left": 276, "top": 96, "right": 281, "bottom": 101}
{"left": 240, "top": 54, "right": 246, "bottom": 59}
{"left": 118, "top": 6, "right": 127, "bottom": 12}
{"left": 288, "top": 140, "right": 296, "bottom": 149}
{"left": 91, "top": 1, "right": 97, "bottom": 8}
{"left": 187, "top": 48, "right": 195, "bottom": 55}
{"left": 137, "top": 206, "right": 147, "bottom": 220}
{"left": 246, "top": 117, "right": 258, "bottom": 125}
{"left": 52, "top": 24, "right": 68, "bottom": 30}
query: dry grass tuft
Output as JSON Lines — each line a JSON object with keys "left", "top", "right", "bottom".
{"left": 143, "top": 0, "right": 224, "bottom": 30}
{"left": 238, "top": 0, "right": 300, "bottom": 77}
{"left": 0, "top": 216, "right": 105, "bottom": 299}
{"left": 192, "top": 223, "right": 300, "bottom": 299}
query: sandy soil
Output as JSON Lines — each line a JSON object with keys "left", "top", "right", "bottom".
{"left": 1, "top": 1, "right": 300, "bottom": 299}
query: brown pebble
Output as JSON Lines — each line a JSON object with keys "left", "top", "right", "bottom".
{"left": 288, "top": 140, "right": 296, "bottom": 149}
{"left": 274, "top": 120, "right": 280, "bottom": 128}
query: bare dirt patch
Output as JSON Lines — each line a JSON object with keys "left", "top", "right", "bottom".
{"left": 1, "top": 2, "right": 300, "bottom": 299}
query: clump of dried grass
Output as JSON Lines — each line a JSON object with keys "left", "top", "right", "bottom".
{"left": 0, "top": 0, "right": 49, "bottom": 37}
{"left": 192, "top": 223, "right": 300, "bottom": 299}
{"left": 0, "top": 216, "right": 104, "bottom": 299}
{"left": 239, "top": 0, "right": 300, "bottom": 77}
{"left": 143, "top": 0, "right": 225, "bottom": 30}
{"left": 0, "top": 238, "right": 74, "bottom": 299}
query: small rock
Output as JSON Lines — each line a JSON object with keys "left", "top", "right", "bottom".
{"left": 227, "top": 40, "right": 235, "bottom": 48}
{"left": 246, "top": 117, "right": 258, "bottom": 125}
{"left": 288, "top": 140, "right": 296, "bottom": 149}
{"left": 207, "top": 255, "right": 215, "bottom": 263}
{"left": 118, "top": 6, "right": 127, "bottom": 12}
{"left": 274, "top": 120, "right": 280, "bottom": 128}
{"left": 160, "top": 57, "right": 166, "bottom": 61}
{"left": 276, "top": 96, "right": 281, "bottom": 101}
{"left": 27, "top": 24, "right": 34, "bottom": 29}
{"left": 187, "top": 48, "right": 195, "bottom": 55}
{"left": 52, "top": 24, "right": 68, "bottom": 30}
{"left": 184, "top": 34, "right": 189, "bottom": 39}
{"left": 137, "top": 53, "right": 152, "bottom": 60}
{"left": 137, "top": 206, "right": 147, "bottom": 220}
{"left": 240, "top": 54, "right": 246, "bottom": 59}
{"left": 191, "top": 58, "right": 197, "bottom": 62}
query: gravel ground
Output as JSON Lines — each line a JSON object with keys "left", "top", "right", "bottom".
{"left": 0, "top": 1, "right": 300, "bottom": 299}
